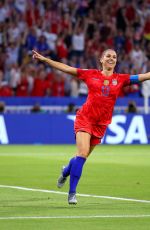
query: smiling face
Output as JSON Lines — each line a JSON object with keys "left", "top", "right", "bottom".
{"left": 100, "top": 49, "right": 117, "bottom": 71}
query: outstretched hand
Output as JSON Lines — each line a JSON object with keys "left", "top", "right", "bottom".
{"left": 32, "top": 50, "right": 46, "bottom": 61}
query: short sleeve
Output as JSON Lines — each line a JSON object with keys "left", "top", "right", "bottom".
{"left": 118, "top": 74, "right": 130, "bottom": 86}
{"left": 77, "top": 69, "right": 97, "bottom": 81}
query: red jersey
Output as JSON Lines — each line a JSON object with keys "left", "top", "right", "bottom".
{"left": 77, "top": 69, "right": 130, "bottom": 125}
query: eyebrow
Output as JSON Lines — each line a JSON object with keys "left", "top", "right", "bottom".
{"left": 106, "top": 54, "right": 117, "bottom": 57}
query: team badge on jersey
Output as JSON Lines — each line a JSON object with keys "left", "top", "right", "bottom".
{"left": 103, "top": 80, "right": 109, "bottom": 85}
{"left": 112, "top": 79, "right": 118, "bottom": 85}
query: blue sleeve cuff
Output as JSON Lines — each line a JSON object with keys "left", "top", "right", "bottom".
{"left": 130, "top": 75, "right": 139, "bottom": 84}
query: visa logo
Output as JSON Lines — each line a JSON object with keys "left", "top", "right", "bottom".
{"left": 104, "top": 115, "right": 147, "bottom": 144}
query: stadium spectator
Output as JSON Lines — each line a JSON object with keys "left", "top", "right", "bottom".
{"left": 9, "top": 63, "right": 21, "bottom": 94}
{"left": 70, "top": 78, "right": 79, "bottom": 97}
{"left": 130, "top": 44, "right": 147, "bottom": 73}
{"left": 125, "top": 1, "right": 136, "bottom": 24}
{"left": 0, "top": 70, "right": 13, "bottom": 96}
{"left": 43, "top": 26, "right": 58, "bottom": 53}
{"left": 0, "top": 1, "right": 8, "bottom": 23}
{"left": 71, "top": 18, "right": 86, "bottom": 58}
{"left": 52, "top": 71, "right": 65, "bottom": 97}
{"left": 0, "top": 45, "right": 6, "bottom": 72}
{"left": 16, "top": 66, "right": 29, "bottom": 96}
{"left": 78, "top": 81, "right": 88, "bottom": 97}
{"left": 143, "top": 15, "right": 150, "bottom": 41}
{"left": 56, "top": 34, "right": 68, "bottom": 59}
{"left": 116, "top": 6, "right": 127, "bottom": 32}
{"left": 30, "top": 102, "right": 43, "bottom": 113}
{"left": 34, "top": 35, "right": 50, "bottom": 56}
{"left": 126, "top": 100, "right": 137, "bottom": 113}
{"left": 7, "top": 21, "right": 21, "bottom": 42}
{"left": 31, "top": 66, "right": 50, "bottom": 97}
{"left": 15, "top": 0, "right": 27, "bottom": 14}
{"left": 0, "top": 101, "right": 5, "bottom": 113}
{"left": 0, "top": 0, "right": 150, "bottom": 98}
{"left": 114, "top": 30, "right": 126, "bottom": 52}
{"left": 25, "top": 27, "right": 37, "bottom": 52}
{"left": 66, "top": 103, "right": 76, "bottom": 113}
{"left": 6, "top": 41, "right": 20, "bottom": 66}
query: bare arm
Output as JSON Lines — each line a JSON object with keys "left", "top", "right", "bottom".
{"left": 138, "top": 72, "right": 150, "bottom": 82}
{"left": 32, "top": 50, "right": 77, "bottom": 76}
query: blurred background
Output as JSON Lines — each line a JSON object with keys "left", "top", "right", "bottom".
{"left": 0, "top": 0, "right": 150, "bottom": 145}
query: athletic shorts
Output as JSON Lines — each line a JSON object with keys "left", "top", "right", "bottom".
{"left": 74, "top": 117, "right": 107, "bottom": 146}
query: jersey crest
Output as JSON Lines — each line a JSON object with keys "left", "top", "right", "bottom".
{"left": 103, "top": 80, "right": 109, "bottom": 86}
{"left": 112, "top": 79, "right": 118, "bottom": 85}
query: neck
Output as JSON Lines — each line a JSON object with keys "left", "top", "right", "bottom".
{"left": 102, "top": 68, "right": 114, "bottom": 76}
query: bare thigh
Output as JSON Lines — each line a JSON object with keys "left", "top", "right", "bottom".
{"left": 75, "top": 132, "right": 97, "bottom": 158}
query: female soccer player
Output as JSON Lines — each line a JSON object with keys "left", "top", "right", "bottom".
{"left": 32, "top": 49, "right": 150, "bottom": 204}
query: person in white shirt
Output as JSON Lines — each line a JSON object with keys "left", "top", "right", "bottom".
{"left": 130, "top": 44, "right": 147, "bottom": 72}
{"left": 43, "top": 27, "right": 58, "bottom": 51}
{"left": 72, "top": 18, "right": 87, "bottom": 57}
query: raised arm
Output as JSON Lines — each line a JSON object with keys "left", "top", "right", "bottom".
{"left": 32, "top": 50, "right": 77, "bottom": 76}
{"left": 138, "top": 72, "right": 150, "bottom": 82}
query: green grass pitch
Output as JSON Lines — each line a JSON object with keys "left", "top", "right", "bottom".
{"left": 0, "top": 145, "right": 150, "bottom": 230}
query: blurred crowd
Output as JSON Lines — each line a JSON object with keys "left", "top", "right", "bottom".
{"left": 0, "top": 0, "right": 150, "bottom": 97}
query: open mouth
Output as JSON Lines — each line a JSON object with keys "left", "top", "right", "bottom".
{"left": 107, "top": 61, "right": 114, "bottom": 65}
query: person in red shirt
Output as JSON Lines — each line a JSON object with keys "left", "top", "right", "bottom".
{"left": 16, "top": 75, "right": 29, "bottom": 97}
{"left": 31, "top": 70, "right": 46, "bottom": 96}
{"left": 56, "top": 35, "right": 68, "bottom": 59}
{"left": 0, "top": 85, "right": 13, "bottom": 97}
{"left": 143, "top": 15, "right": 150, "bottom": 41}
{"left": 32, "top": 49, "right": 150, "bottom": 205}
{"left": 52, "top": 72, "right": 65, "bottom": 97}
